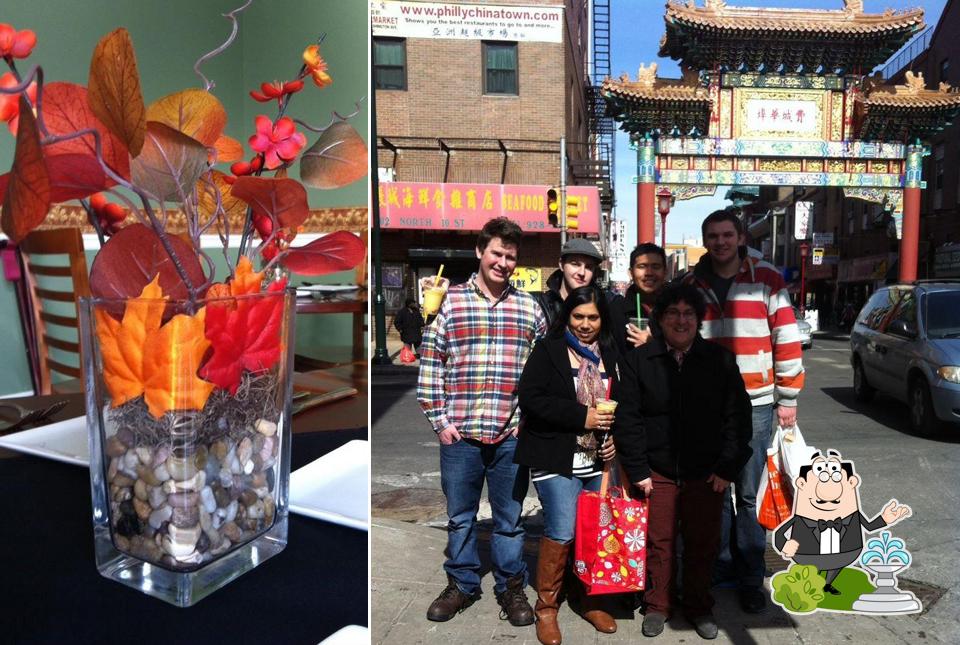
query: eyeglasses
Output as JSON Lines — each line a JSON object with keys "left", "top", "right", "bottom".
{"left": 662, "top": 309, "right": 697, "bottom": 320}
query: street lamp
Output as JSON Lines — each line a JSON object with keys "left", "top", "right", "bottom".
{"left": 657, "top": 187, "right": 673, "bottom": 250}
{"left": 798, "top": 241, "right": 810, "bottom": 317}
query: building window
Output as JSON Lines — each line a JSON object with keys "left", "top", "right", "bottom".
{"left": 934, "top": 143, "right": 945, "bottom": 209}
{"left": 940, "top": 58, "right": 950, "bottom": 83}
{"left": 374, "top": 38, "right": 406, "bottom": 90}
{"left": 483, "top": 42, "right": 518, "bottom": 95}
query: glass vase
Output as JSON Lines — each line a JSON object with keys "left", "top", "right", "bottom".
{"left": 79, "top": 288, "right": 295, "bottom": 607}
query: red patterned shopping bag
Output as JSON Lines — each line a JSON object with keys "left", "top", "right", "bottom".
{"left": 573, "top": 462, "right": 649, "bottom": 596}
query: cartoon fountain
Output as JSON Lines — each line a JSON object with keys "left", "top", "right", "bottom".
{"left": 851, "top": 531, "right": 922, "bottom": 614}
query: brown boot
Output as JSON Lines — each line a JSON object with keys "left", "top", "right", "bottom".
{"left": 580, "top": 592, "right": 618, "bottom": 633}
{"left": 534, "top": 537, "right": 569, "bottom": 645}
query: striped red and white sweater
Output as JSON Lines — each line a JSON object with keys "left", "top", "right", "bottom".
{"left": 683, "top": 255, "right": 804, "bottom": 407}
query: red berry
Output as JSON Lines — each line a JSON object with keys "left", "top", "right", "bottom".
{"left": 102, "top": 202, "right": 127, "bottom": 223}
{"left": 89, "top": 192, "right": 107, "bottom": 211}
{"left": 231, "top": 161, "right": 252, "bottom": 176}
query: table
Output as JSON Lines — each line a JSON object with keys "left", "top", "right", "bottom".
{"left": 0, "top": 388, "right": 368, "bottom": 643}
{"left": 295, "top": 293, "right": 368, "bottom": 363}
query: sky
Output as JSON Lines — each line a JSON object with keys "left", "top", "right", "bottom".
{"left": 609, "top": 0, "right": 947, "bottom": 246}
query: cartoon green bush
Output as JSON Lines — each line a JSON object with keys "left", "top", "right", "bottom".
{"left": 772, "top": 564, "right": 826, "bottom": 612}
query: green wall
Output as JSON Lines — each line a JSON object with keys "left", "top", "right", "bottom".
{"left": 0, "top": 0, "right": 368, "bottom": 395}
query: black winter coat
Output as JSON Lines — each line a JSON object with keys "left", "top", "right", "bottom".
{"left": 514, "top": 335, "right": 623, "bottom": 476}
{"left": 613, "top": 335, "right": 752, "bottom": 484}
{"left": 533, "top": 269, "right": 627, "bottom": 354}
{"left": 393, "top": 306, "right": 424, "bottom": 346}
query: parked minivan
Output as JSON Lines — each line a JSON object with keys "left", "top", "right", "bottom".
{"left": 850, "top": 281, "right": 960, "bottom": 436}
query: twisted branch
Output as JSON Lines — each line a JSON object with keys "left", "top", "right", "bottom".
{"left": 193, "top": 0, "right": 254, "bottom": 91}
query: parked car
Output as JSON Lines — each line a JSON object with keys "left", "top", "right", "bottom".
{"left": 793, "top": 308, "right": 813, "bottom": 350}
{"left": 849, "top": 281, "right": 960, "bottom": 436}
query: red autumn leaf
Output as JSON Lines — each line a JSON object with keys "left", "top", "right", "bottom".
{"left": 230, "top": 175, "right": 309, "bottom": 230}
{"left": 46, "top": 153, "right": 108, "bottom": 202}
{"left": 199, "top": 279, "right": 288, "bottom": 394}
{"left": 89, "top": 222, "right": 207, "bottom": 301}
{"left": 280, "top": 230, "right": 366, "bottom": 276}
{"left": 42, "top": 81, "right": 130, "bottom": 180}
{"left": 1, "top": 98, "right": 50, "bottom": 243}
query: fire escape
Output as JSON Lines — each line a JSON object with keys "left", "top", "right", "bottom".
{"left": 577, "top": 0, "right": 615, "bottom": 219}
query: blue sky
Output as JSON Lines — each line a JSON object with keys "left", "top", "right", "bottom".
{"left": 609, "top": 0, "right": 947, "bottom": 245}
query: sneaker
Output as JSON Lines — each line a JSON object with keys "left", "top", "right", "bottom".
{"left": 691, "top": 613, "right": 718, "bottom": 640}
{"left": 495, "top": 574, "right": 534, "bottom": 626}
{"left": 641, "top": 612, "right": 666, "bottom": 637}
{"left": 426, "top": 578, "right": 478, "bottom": 622}
{"left": 739, "top": 587, "right": 767, "bottom": 614}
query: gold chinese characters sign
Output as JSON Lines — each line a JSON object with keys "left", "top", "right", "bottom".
{"left": 734, "top": 88, "right": 828, "bottom": 141}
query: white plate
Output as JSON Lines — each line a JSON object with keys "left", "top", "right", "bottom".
{"left": 289, "top": 440, "right": 369, "bottom": 531}
{"left": 320, "top": 625, "right": 369, "bottom": 645}
{"left": 295, "top": 284, "right": 359, "bottom": 297}
{"left": 0, "top": 415, "right": 89, "bottom": 466}
{"left": 0, "top": 419, "right": 369, "bottom": 531}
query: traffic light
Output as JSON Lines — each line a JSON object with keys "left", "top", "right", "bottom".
{"left": 565, "top": 195, "right": 580, "bottom": 230}
{"left": 547, "top": 188, "right": 559, "bottom": 227}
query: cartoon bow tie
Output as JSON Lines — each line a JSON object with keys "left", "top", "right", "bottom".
{"left": 817, "top": 518, "right": 842, "bottom": 532}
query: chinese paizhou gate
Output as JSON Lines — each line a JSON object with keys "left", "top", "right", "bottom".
{"left": 604, "top": 0, "right": 960, "bottom": 282}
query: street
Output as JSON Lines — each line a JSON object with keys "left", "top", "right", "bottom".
{"left": 371, "top": 336, "right": 960, "bottom": 643}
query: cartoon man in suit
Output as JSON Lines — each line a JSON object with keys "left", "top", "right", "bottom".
{"left": 773, "top": 450, "right": 911, "bottom": 595}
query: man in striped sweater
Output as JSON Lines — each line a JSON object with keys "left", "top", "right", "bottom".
{"left": 683, "top": 209, "right": 805, "bottom": 614}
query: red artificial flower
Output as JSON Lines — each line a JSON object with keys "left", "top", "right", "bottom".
{"left": 248, "top": 115, "right": 306, "bottom": 170}
{"left": 249, "top": 79, "right": 304, "bottom": 103}
{"left": 302, "top": 45, "right": 332, "bottom": 88}
{"left": 0, "top": 24, "right": 37, "bottom": 59}
{"left": 0, "top": 72, "right": 37, "bottom": 135}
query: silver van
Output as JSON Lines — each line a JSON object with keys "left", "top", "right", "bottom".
{"left": 850, "top": 281, "right": 960, "bottom": 436}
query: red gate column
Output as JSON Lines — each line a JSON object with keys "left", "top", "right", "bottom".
{"left": 636, "top": 137, "right": 656, "bottom": 244}
{"left": 899, "top": 144, "right": 925, "bottom": 283}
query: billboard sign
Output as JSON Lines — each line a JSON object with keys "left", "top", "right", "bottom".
{"left": 371, "top": 1, "right": 564, "bottom": 42}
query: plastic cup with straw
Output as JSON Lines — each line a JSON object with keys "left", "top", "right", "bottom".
{"left": 421, "top": 264, "right": 447, "bottom": 320}
{"left": 629, "top": 292, "right": 649, "bottom": 331}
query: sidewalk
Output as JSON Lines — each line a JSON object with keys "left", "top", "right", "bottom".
{"left": 372, "top": 517, "right": 952, "bottom": 644}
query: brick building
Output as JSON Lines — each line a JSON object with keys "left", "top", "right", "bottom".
{"left": 372, "top": 0, "right": 612, "bottom": 313}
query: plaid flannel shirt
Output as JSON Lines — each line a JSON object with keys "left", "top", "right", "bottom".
{"left": 417, "top": 275, "right": 547, "bottom": 443}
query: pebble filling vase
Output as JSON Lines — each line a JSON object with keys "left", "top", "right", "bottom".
{"left": 80, "top": 290, "right": 295, "bottom": 607}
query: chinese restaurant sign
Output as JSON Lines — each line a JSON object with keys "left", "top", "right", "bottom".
{"left": 509, "top": 267, "right": 542, "bottom": 292}
{"left": 378, "top": 182, "right": 601, "bottom": 234}
{"left": 371, "top": 1, "right": 563, "bottom": 43}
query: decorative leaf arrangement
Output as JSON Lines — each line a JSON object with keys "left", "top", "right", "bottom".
{"left": 0, "top": 5, "right": 367, "bottom": 417}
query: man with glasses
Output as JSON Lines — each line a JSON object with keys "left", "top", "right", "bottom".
{"left": 682, "top": 209, "right": 805, "bottom": 614}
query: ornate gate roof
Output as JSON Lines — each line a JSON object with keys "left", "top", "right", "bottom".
{"left": 660, "top": 0, "right": 924, "bottom": 73}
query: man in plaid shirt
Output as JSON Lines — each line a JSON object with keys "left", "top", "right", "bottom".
{"left": 418, "top": 217, "right": 547, "bottom": 626}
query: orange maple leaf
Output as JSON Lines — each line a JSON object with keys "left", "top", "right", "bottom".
{"left": 231, "top": 255, "right": 265, "bottom": 295}
{"left": 142, "top": 307, "right": 215, "bottom": 419}
{"left": 95, "top": 275, "right": 166, "bottom": 407}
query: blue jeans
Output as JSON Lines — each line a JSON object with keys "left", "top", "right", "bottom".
{"left": 440, "top": 436, "right": 529, "bottom": 595}
{"left": 715, "top": 403, "right": 774, "bottom": 589}
{"left": 533, "top": 473, "right": 602, "bottom": 544}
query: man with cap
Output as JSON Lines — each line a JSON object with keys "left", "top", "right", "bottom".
{"left": 534, "top": 239, "right": 628, "bottom": 351}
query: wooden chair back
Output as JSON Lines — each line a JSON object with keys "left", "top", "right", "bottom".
{"left": 18, "top": 228, "right": 90, "bottom": 395}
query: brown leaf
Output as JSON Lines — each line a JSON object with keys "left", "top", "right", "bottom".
{"left": 89, "top": 222, "right": 207, "bottom": 301}
{"left": 299, "top": 121, "right": 367, "bottom": 189}
{"left": 196, "top": 170, "right": 247, "bottom": 221}
{"left": 130, "top": 121, "right": 209, "bottom": 202}
{"left": 88, "top": 28, "right": 146, "bottom": 157}
{"left": 212, "top": 134, "right": 243, "bottom": 163}
{"left": 231, "top": 176, "right": 309, "bottom": 230}
{"left": 1, "top": 99, "right": 51, "bottom": 242}
{"left": 146, "top": 89, "right": 227, "bottom": 148}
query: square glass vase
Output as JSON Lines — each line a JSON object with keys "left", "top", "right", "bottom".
{"left": 79, "top": 289, "right": 295, "bottom": 607}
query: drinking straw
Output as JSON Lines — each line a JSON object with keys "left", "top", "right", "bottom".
{"left": 636, "top": 293, "right": 642, "bottom": 320}
{"left": 435, "top": 264, "right": 445, "bottom": 287}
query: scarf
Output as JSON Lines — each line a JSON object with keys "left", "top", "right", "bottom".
{"left": 565, "top": 330, "right": 605, "bottom": 455}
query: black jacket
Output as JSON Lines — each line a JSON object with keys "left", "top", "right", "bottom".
{"left": 515, "top": 335, "right": 623, "bottom": 476}
{"left": 774, "top": 511, "right": 887, "bottom": 558}
{"left": 393, "top": 306, "right": 424, "bottom": 345}
{"left": 533, "top": 269, "right": 628, "bottom": 353}
{"left": 613, "top": 335, "right": 752, "bottom": 483}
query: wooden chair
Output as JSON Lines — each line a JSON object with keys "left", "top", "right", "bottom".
{"left": 18, "top": 228, "right": 90, "bottom": 395}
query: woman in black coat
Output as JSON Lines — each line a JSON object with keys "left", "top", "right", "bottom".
{"left": 393, "top": 297, "right": 424, "bottom": 358}
{"left": 515, "top": 285, "right": 621, "bottom": 645}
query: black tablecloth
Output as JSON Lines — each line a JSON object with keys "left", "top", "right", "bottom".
{"left": 0, "top": 429, "right": 368, "bottom": 644}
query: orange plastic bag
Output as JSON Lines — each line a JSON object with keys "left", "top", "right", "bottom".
{"left": 399, "top": 346, "right": 416, "bottom": 363}
{"left": 757, "top": 454, "right": 792, "bottom": 531}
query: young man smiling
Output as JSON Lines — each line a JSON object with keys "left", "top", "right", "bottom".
{"left": 615, "top": 243, "right": 668, "bottom": 350}
{"left": 417, "top": 217, "right": 547, "bottom": 627}
{"left": 682, "top": 209, "right": 805, "bottom": 614}
{"left": 533, "top": 237, "right": 603, "bottom": 328}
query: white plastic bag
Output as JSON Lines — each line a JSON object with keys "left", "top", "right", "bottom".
{"left": 775, "top": 424, "right": 816, "bottom": 494}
